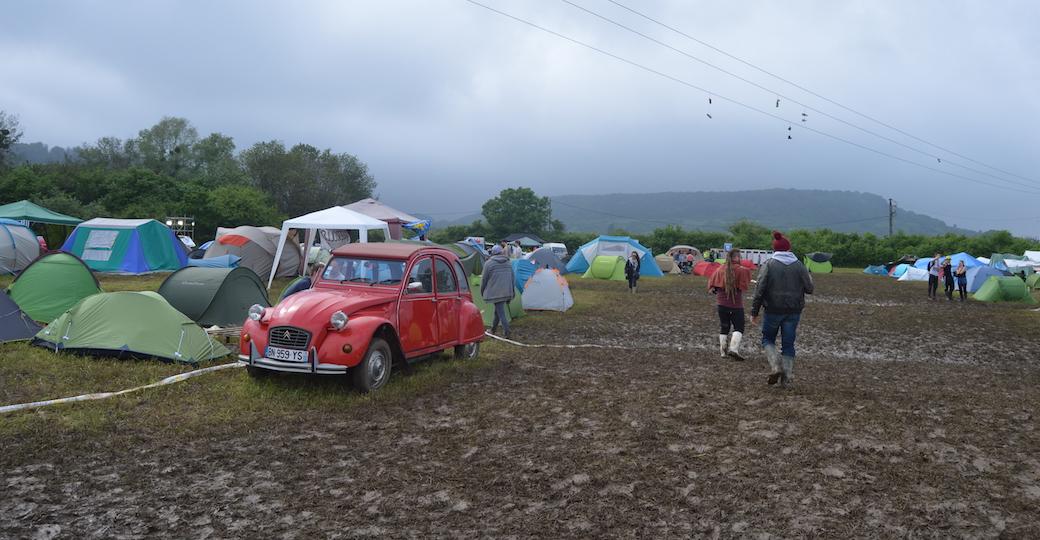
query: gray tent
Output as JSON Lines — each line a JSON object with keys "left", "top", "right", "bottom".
{"left": 0, "top": 293, "right": 42, "bottom": 343}
{"left": 157, "top": 266, "right": 271, "bottom": 327}
{"left": 526, "top": 247, "right": 567, "bottom": 274}
{"left": 0, "top": 218, "right": 41, "bottom": 275}
{"left": 204, "top": 225, "right": 302, "bottom": 279}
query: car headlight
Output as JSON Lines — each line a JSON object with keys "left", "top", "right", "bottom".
{"left": 330, "top": 310, "right": 348, "bottom": 330}
{"left": 248, "top": 304, "right": 265, "bottom": 321}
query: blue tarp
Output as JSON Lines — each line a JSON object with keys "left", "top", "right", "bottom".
{"left": 512, "top": 258, "right": 537, "bottom": 293}
{"left": 565, "top": 235, "right": 663, "bottom": 277}
{"left": 187, "top": 254, "right": 241, "bottom": 268}
{"left": 913, "top": 252, "right": 982, "bottom": 270}
{"left": 890, "top": 263, "right": 911, "bottom": 278}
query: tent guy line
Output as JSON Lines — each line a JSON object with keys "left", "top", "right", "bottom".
{"left": 604, "top": 0, "right": 1040, "bottom": 188}
{"left": 0, "top": 362, "right": 243, "bottom": 415}
{"left": 463, "top": 0, "right": 1040, "bottom": 196}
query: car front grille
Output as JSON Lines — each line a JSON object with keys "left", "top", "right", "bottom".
{"left": 268, "top": 326, "right": 311, "bottom": 350}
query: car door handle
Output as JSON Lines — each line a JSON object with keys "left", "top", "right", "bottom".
{"left": 430, "top": 298, "right": 438, "bottom": 303}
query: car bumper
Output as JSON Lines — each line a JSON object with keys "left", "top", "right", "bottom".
{"left": 240, "top": 342, "right": 348, "bottom": 375}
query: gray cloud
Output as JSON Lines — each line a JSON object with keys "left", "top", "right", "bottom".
{"left": 3, "top": 0, "right": 1039, "bottom": 234}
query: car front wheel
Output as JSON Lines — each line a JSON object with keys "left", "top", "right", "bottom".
{"left": 454, "top": 341, "right": 480, "bottom": 360}
{"left": 353, "top": 338, "right": 393, "bottom": 393}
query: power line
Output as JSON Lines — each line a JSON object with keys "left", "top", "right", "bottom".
{"left": 462, "top": 0, "right": 1040, "bottom": 196}
{"left": 560, "top": 0, "right": 1040, "bottom": 192}
{"left": 604, "top": 0, "right": 1040, "bottom": 188}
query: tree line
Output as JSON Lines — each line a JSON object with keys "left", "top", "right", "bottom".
{"left": 0, "top": 113, "right": 376, "bottom": 244}
{"left": 431, "top": 187, "right": 1039, "bottom": 268}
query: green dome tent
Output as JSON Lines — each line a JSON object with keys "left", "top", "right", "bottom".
{"left": 157, "top": 267, "right": 271, "bottom": 327}
{"left": 1026, "top": 273, "right": 1040, "bottom": 290}
{"left": 972, "top": 276, "right": 1037, "bottom": 304}
{"left": 469, "top": 275, "right": 524, "bottom": 327}
{"left": 7, "top": 252, "right": 102, "bottom": 323}
{"left": 34, "top": 291, "right": 229, "bottom": 364}
{"left": 582, "top": 255, "right": 626, "bottom": 280}
{"left": 804, "top": 252, "right": 834, "bottom": 273}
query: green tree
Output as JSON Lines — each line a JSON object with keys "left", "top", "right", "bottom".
{"left": 135, "top": 116, "right": 199, "bottom": 177}
{"left": 0, "top": 111, "right": 23, "bottom": 168}
{"left": 76, "top": 136, "right": 138, "bottom": 169}
{"left": 481, "top": 187, "right": 555, "bottom": 239}
{"left": 191, "top": 133, "right": 245, "bottom": 185}
{"left": 728, "top": 219, "right": 773, "bottom": 250}
{"left": 241, "top": 141, "right": 376, "bottom": 217}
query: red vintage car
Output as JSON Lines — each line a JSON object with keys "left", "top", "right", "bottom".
{"left": 239, "top": 243, "right": 485, "bottom": 392}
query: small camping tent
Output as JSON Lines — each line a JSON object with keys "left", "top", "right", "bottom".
{"left": 655, "top": 254, "right": 677, "bottom": 274}
{"left": 0, "top": 218, "right": 41, "bottom": 274}
{"left": 526, "top": 246, "right": 567, "bottom": 273}
{"left": 450, "top": 241, "right": 487, "bottom": 276}
{"left": 469, "top": 274, "right": 524, "bottom": 326}
{"left": 897, "top": 267, "right": 930, "bottom": 282}
{"left": 566, "top": 236, "right": 662, "bottom": 277}
{"left": 666, "top": 245, "right": 703, "bottom": 262}
{"left": 973, "top": 276, "right": 1037, "bottom": 304}
{"left": 913, "top": 252, "right": 982, "bottom": 271}
{"left": 512, "top": 258, "right": 538, "bottom": 292}
{"left": 804, "top": 252, "right": 834, "bottom": 273}
{"left": 187, "top": 254, "right": 241, "bottom": 268}
{"left": 1026, "top": 273, "right": 1040, "bottom": 290}
{"left": 521, "top": 269, "right": 574, "bottom": 312}
{"left": 157, "top": 267, "right": 272, "bottom": 327}
{"left": 343, "top": 198, "right": 422, "bottom": 240}
{"left": 889, "top": 263, "right": 911, "bottom": 278}
{"left": 863, "top": 265, "right": 887, "bottom": 275}
{"left": 206, "top": 226, "right": 301, "bottom": 279}
{"left": 582, "top": 255, "right": 626, "bottom": 281}
{"left": 693, "top": 261, "right": 721, "bottom": 277}
{"left": 7, "top": 252, "right": 102, "bottom": 323}
{"left": 34, "top": 291, "right": 228, "bottom": 364}
{"left": 268, "top": 206, "right": 391, "bottom": 287}
{"left": 966, "top": 265, "right": 1006, "bottom": 293}
{"left": 61, "top": 218, "right": 187, "bottom": 274}
{"left": 0, "top": 293, "right": 42, "bottom": 343}
{"left": 1023, "top": 251, "right": 1040, "bottom": 263}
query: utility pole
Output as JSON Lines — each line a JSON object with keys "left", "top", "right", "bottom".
{"left": 888, "top": 198, "right": 897, "bottom": 237}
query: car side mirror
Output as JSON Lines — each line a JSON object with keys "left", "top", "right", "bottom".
{"left": 407, "top": 281, "right": 425, "bottom": 293}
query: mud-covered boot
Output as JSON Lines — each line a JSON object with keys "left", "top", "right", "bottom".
{"left": 718, "top": 334, "right": 728, "bottom": 357}
{"left": 780, "top": 355, "right": 795, "bottom": 389}
{"left": 727, "top": 331, "right": 746, "bottom": 361}
{"left": 764, "top": 344, "right": 782, "bottom": 385}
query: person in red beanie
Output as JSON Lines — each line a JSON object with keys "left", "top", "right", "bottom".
{"left": 751, "top": 230, "right": 814, "bottom": 388}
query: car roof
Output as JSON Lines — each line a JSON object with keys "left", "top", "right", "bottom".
{"left": 330, "top": 242, "right": 456, "bottom": 259}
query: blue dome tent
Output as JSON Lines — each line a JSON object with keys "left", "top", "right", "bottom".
{"left": 565, "top": 236, "right": 663, "bottom": 277}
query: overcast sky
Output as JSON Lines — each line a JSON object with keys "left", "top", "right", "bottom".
{"left": 4, "top": 1, "right": 1039, "bottom": 235}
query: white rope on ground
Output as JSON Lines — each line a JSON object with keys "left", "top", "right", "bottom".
{"left": 0, "top": 362, "right": 245, "bottom": 415}
{"left": 484, "top": 331, "right": 680, "bottom": 350}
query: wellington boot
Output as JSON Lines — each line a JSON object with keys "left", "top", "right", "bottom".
{"left": 726, "top": 331, "right": 746, "bottom": 361}
{"left": 764, "top": 344, "right": 782, "bottom": 385}
{"left": 780, "top": 355, "right": 795, "bottom": 389}
{"left": 718, "top": 334, "right": 728, "bottom": 357}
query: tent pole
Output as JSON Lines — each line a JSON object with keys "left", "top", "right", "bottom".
{"left": 268, "top": 224, "right": 290, "bottom": 289}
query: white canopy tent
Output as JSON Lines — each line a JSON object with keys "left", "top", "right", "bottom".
{"left": 268, "top": 206, "right": 391, "bottom": 287}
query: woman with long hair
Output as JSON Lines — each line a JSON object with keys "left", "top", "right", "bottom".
{"left": 708, "top": 248, "right": 753, "bottom": 360}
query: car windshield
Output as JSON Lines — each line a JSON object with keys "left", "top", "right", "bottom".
{"left": 321, "top": 257, "right": 406, "bottom": 286}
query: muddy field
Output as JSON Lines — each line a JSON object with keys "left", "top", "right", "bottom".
{"left": 3, "top": 273, "right": 1040, "bottom": 538}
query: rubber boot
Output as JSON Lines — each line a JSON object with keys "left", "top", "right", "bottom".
{"left": 727, "top": 331, "right": 746, "bottom": 361}
{"left": 718, "top": 334, "right": 728, "bottom": 357}
{"left": 780, "top": 355, "right": 795, "bottom": 389}
{"left": 764, "top": 344, "right": 782, "bottom": 385}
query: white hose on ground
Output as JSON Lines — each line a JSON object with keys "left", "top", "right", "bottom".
{"left": 0, "top": 362, "right": 245, "bottom": 414}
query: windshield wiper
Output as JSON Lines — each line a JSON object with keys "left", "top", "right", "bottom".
{"left": 370, "top": 279, "right": 401, "bottom": 286}
{"left": 342, "top": 277, "right": 370, "bottom": 283}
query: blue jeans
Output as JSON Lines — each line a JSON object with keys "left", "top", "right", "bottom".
{"left": 761, "top": 312, "right": 801, "bottom": 357}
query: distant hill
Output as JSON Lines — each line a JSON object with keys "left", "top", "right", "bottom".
{"left": 10, "top": 142, "right": 78, "bottom": 165}
{"left": 445, "top": 189, "right": 970, "bottom": 236}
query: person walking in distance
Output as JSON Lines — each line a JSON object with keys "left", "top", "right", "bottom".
{"left": 954, "top": 260, "right": 968, "bottom": 301}
{"left": 942, "top": 256, "right": 955, "bottom": 301}
{"left": 624, "top": 251, "right": 641, "bottom": 293}
{"left": 926, "top": 252, "right": 942, "bottom": 300}
{"left": 481, "top": 245, "right": 516, "bottom": 338}
{"left": 751, "top": 231, "right": 814, "bottom": 388}
{"left": 708, "top": 248, "right": 752, "bottom": 361}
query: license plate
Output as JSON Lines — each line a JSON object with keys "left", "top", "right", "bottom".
{"left": 266, "top": 346, "right": 308, "bottom": 363}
